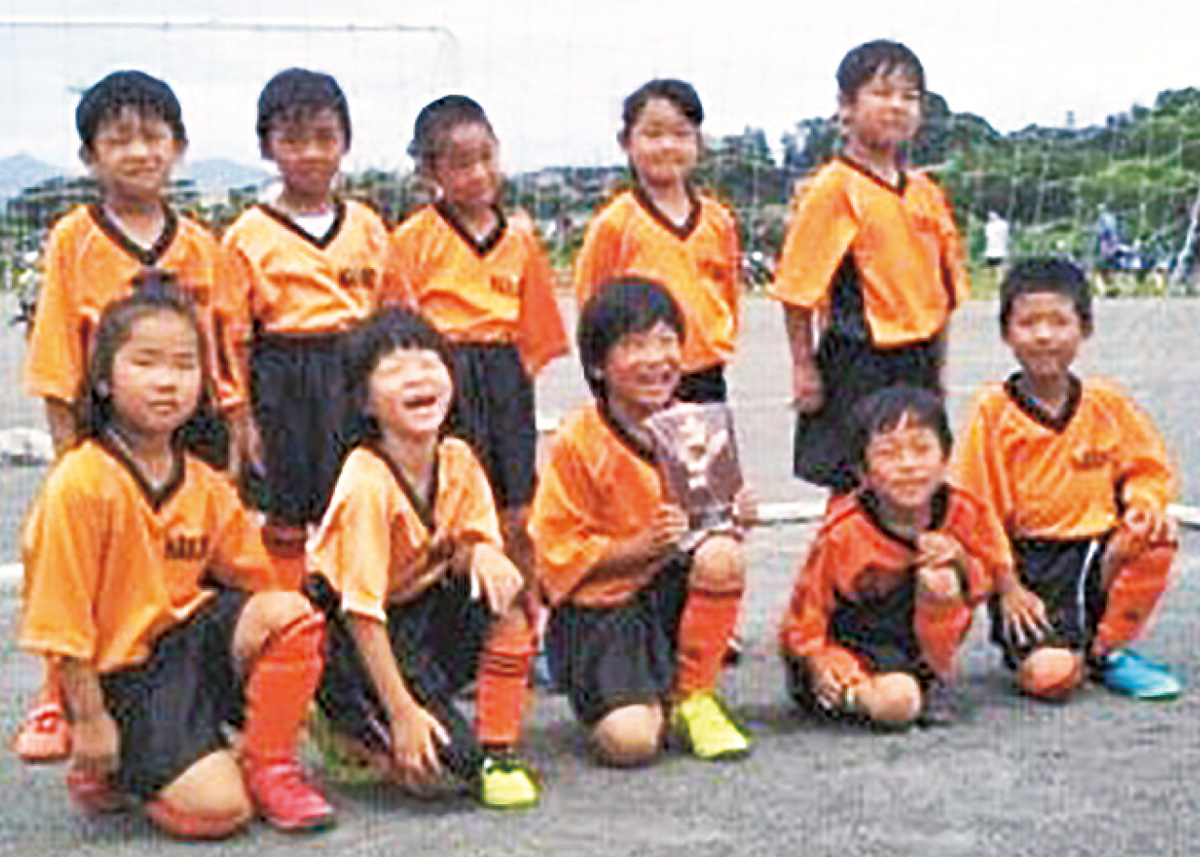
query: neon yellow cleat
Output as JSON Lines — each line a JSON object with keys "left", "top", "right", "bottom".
{"left": 477, "top": 755, "right": 541, "bottom": 810}
{"left": 672, "top": 692, "right": 753, "bottom": 761}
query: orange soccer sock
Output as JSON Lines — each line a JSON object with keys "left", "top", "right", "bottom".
{"left": 674, "top": 586, "right": 743, "bottom": 698}
{"left": 1095, "top": 543, "right": 1175, "bottom": 654}
{"left": 914, "top": 594, "right": 972, "bottom": 680}
{"left": 241, "top": 612, "right": 325, "bottom": 765}
{"left": 475, "top": 615, "right": 536, "bottom": 749}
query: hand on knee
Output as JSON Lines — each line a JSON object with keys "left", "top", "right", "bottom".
{"left": 590, "top": 705, "right": 663, "bottom": 767}
{"left": 856, "top": 673, "right": 922, "bottom": 725}
{"left": 1017, "top": 647, "right": 1084, "bottom": 700}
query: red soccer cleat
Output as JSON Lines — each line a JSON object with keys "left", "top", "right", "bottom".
{"left": 12, "top": 701, "right": 72, "bottom": 764}
{"left": 243, "top": 760, "right": 335, "bottom": 834}
{"left": 66, "top": 767, "right": 129, "bottom": 815}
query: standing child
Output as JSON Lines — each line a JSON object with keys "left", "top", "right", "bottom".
{"left": 19, "top": 288, "right": 333, "bottom": 838}
{"left": 773, "top": 40, "right": 969, "bottom": 493}
{"left": 529, "top": 277, "right": 754, "bottom": 766}
{"left": 16, "top": 69, "right": 247, "bottom": 764}
{"left": 955, "top": 258, "right": 1181, "bottom": 702}
{"left": 305, "top": 307, "right": 541, "bottom": 809}
{"left": 223, "top": 68, "right": 389, "bottom": 569}
{"left": 780, "top": 386, "right": 1010, "bottom": 727}
{"left": 574, "top": 79, "right": 741, "bottom": 404}
{"left": 384, "top": 95, "right": 567, "bottom": 574}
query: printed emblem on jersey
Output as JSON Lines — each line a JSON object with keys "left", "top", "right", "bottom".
{"left": 698, "top": 257, "right": 729, "bottom": 285}
{"left": 489, "top": 273, "right": 521, "bottom": 297}
{"left": 908, "top": 208, "right": 943, "bottom": 238}
{"left": 165, "top": 533, "right": 211, "bottom": 562}
{"left": 338, "top": 267, "right": 379, "bottom": 290}
{"left": 1071, "top": 442, "right": 1115, "bottom": 470}
{"left": 852, "top": 564, "right": 906, "bottom": 599}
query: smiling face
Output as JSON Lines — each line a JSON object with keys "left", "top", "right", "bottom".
{"left": 367, "top": 346, "right": 454, "bottom": 444}
{"left": 622, "top": 97, "right": 700, "bottom": 192}
{"left": 861, "top": 415, "right": 948, "bottom": 522}
{"left": 840, "top": 70, "right": 923, "bottom": 153}
{"left": 263, "top": 107, "right": 347, "bottom": 207}
{"left": 602, "top": 320, "right": 682, "bottom": 421}
{"left": 109, "top": 310, "right": 202, "bottom": 444}
{"left": 1003, "top": 291, "right": 1086, "bottom": 383}
{"left": 84, "top": 106, "right": 185, "bottom": 205}
{"left": 429, "top": 121, "right": 502, "bottom": 214}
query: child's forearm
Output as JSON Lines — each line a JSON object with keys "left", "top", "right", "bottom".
{"left": 347, "top": 615, "right": 425, "bottom": 723}
{"left": 60, "top": 657, "right": 107, "bottom": 724}
{"left": 782, "top": 305, "right": 817, "bottom": 367}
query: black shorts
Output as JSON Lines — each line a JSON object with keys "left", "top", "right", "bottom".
{"left": 546, "top": 552, "right": 692, "bottom": 726}
{"left": 250, "top": 331, "right": 355, "bottom": 526}
{"left": 100, "top": 589, "right": 249, "bottom": 799}
{"left": 990, "top": 537, "right": 1109, "bottom": 666}
{"left": 794, "top": 332, "right": 945, "bottom": 492}
{"left": 306, "top": 573, "right": 491, "bottom": 781}
{"left": 675, "top": 365, "right": 728, "bottom": 404}
{"left": 448, "top": 343, "right": 537, "bottom": 510}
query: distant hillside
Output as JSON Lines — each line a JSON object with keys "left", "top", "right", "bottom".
{"left": 0, "top": 154, "right": 62, "bottom": 202}
{"left": 181, "top": 158, "right": 268, "bottom": 193}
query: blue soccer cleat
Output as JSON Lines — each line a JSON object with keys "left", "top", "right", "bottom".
{"left": 1098, "top": 648, "right": 1183, "bottom": 700}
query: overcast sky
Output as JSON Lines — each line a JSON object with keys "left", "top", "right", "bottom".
{"left": 0, "top": 0, "right": 1196, "bottom": 174}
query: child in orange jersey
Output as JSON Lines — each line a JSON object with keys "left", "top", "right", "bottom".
{"left": 305, "top": 306, "right": 541, "bottom": 809}
{"left": 530, "top": 277, "right": 754, "bottom": 766}
{"left": 19, "top": 286, "right": 333, "bottom": 838}
{"left": 955, "top": 258, "right": 1181, "bottom": 702}
{"left": 773, "top": 41, "right": 969, "bottom": 494}
{"left": 16, "top": 70, "right": 247, "bottom": 765}
{"left": 384, "top": 95, "right": 567, "bottom": 575}
{"left": 223, "top": 68, "right": 389, "bottom": 569}
{"left": 574, "top": 79, "right": 741, "bottom": 404}
{"left": 781, "top": 386, "right": 1010, "bottom": 727}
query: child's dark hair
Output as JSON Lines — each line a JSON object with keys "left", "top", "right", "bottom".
{"left": 576, "top": 276, "right": 685, "bottom": 398}
{"left": 78, "top": 271, "right": 208, "bottom": 442}
{"left": 343, "top": 306, "right": 456, "bottom": 443}
{"left": 256, "top": 68, "right": 352, "bottom": 152}
{"left": 619, "top": 79, "right": 704, "bottom": 144}
{"left": 76, "top": 70, "right": 186, "bottom": 151}
{"left": 849, "top": 385, "right": 952, "bottom": 471}
{"left": 837, "top": 40, "right": 926, "bottom": 100}
{"left": 999, "top": 257, "right": 1094, "bottom": 335}
{"left": 408, "top": 94, "right": 494, "bottom": 171}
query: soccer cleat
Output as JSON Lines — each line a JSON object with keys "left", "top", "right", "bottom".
{"left": 476, "top": 755, "right": 541, "bottom": 810}
{"left": 671, "top": 692, "right": 753, "bottom": 761}
{"left": 917, "top": 678, "right": 959, "bottom": 727}
{"left": 243, "top": 761, "right": 336, "bottom": 833}
{"left": 66, "top": 767, "right": 129, "bottom": 815}
{"left": 12, "top": 701, "right": 72, "bottom": 764}
{"left": 306, "top": 708, "right": 389, "bottom": 786}
{"left": 1097, "top": 648, "right": 1183, "bottom": 700}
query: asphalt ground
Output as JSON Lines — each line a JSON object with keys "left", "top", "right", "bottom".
{"left": 3, "top": 296, "right": 1200, "bottom": 856}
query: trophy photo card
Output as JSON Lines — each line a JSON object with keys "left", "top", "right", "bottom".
{"left": 645, "top": 401, "right": 744, "bottom": 534}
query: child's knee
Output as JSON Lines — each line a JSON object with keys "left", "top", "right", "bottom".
{"left": 234, "top": 591, "right": 322, "bottom": 661}
{"left": 590, "top": 704, "right": 664, "bottom": 767}
{"left": 857, "top": 673, "right": 923, "bottom": 725}
{"left": 690, "top": 535, "right": 745, "bottom": 592}
{"left": 148, "top": 751, "right": 252, "bottom": 840}
{"left": 1017, "top": 647, "right": 1084, "bottom": 700}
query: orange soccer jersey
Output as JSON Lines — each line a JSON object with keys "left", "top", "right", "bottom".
{"left": 953, "top": 376, "right": 1175, "bottom": 540}
{"left": 383, "top": 204, "right": 567, "bottom": 375}
{"left": 771, "top": 157, "right": 969, "bottom": 347}
{"left": 222, "top": 200, "right": 388, "bottom": 335}
{"left": 529, "top": 401, "right": 667, "bottom": 608}
{"left": 25, "top": 204, "right": 245, "bottom": 410}
{"left": 308, "top": 439, "right": 507, "bottom": 621}
{"left": 20, "top": 437, "right": 277, "bottom": 673}
{"left": 574, "top": 187, "right": 741, "bottom": 373}
{"left": 779, "top": 486, "right": 1010, "bottom": 673}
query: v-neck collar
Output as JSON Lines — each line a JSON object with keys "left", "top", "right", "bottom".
{"left": 631, "top": 182, "right": 701, "bottom": 240}
{"left": 1004, "top": 372, "right": 1083, "bottom": 434}
{"left": 856, "top": 484, "right": 951, "bottom": 551}
{"left": 89, "top": 203, "right": 180, "bottom": 267}
{"left": 435, "top": 202, "right": 507, "bottom": 257}
{"left": 837, "top": 154, "right": 908, "bottom": 196}
{"left": 364, "top": 442, "right": 440, "bottom": 532}
{"left": 597, "top": 399, "right": 659, "bottom": 467}
{"left": 97, "top": 430, "right": 186, "bottom": 513}
{"left": 258, "top": 199, "right": 347, "bottom": 250}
